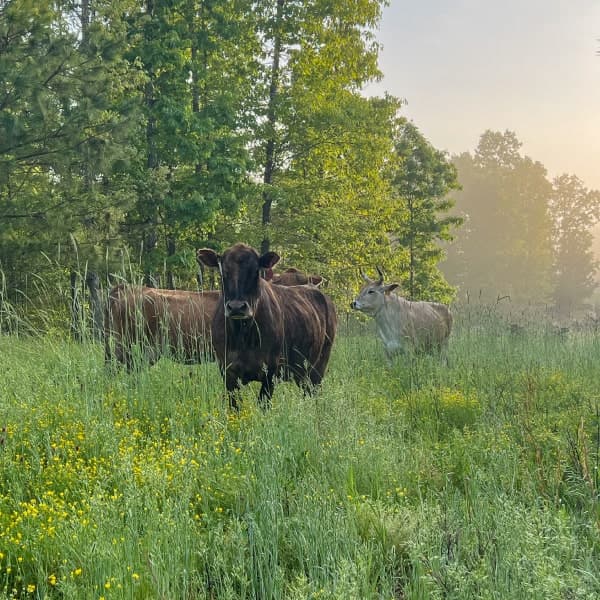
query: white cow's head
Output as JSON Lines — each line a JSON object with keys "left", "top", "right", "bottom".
{"left": 350, "top": 267, "right": 398, "bottom": 316}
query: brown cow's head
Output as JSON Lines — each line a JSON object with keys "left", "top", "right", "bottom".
{"left": 271, "top": 268, "right": 323, "bottom": 287}
{"left": 350, "top": 267, "right": 398, "bottom": 316}
{"left": 197, "top": 244, "right": 280, "bottom": 320}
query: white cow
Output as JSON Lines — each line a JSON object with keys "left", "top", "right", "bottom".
{"left": 351, "top": 268, "right": 452, "bottom": 360}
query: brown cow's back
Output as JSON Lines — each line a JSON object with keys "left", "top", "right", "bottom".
{"left": 271, "top": 268, "right": 323, "bottom": 287}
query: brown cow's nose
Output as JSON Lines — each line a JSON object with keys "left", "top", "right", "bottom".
{"left": 226, "top": 300, "right": 249, "bottom": 314}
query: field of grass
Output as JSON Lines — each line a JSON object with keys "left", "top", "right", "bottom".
{"left": 0, "top": 306, "right": 599, "bottom": 599}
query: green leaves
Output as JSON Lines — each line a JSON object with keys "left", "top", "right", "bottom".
{"left": 550, "top": 175, "right": 600, "bottom": 311}
{"left": 1, "top": 0, "right": 461, "bottom": 309}
{"left": 386, "top": 120, "right": 461, "bottom": 302}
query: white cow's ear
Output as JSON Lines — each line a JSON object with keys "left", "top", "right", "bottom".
{"left": 383, "top": 283, "right": 398, "bottom": 294}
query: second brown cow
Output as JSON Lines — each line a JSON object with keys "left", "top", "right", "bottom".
{"left": 104, "top": 284, "right": 219, "bottom": 369}
{"left": 270, "top": 267, "right": 323, "bottom": 287}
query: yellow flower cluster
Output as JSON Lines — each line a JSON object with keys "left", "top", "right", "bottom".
{"left": 0, "top": 384, "right": 253, "bottom": 596}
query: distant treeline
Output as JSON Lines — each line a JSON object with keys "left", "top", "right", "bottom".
{"left": 1, "top": 2, "right": 598, "bottom": 322}
{"left": 443, "top": 131, "right": 600, "bottom": 313}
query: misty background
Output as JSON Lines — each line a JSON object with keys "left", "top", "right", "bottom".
{"left": 368, "top": 0, "right": 600, "bottom": 313}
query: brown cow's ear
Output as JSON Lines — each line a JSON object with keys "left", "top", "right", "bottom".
{"left": 383, "top": 283, "right": 399, "bottom": 295}
{"left": 197, "top": 248, "right": 219, "bottom": 268}
{"left": 309, "top": 275, "right": 323, "bottom": 286}
{"left": 263, "top": 267, "right": 274, "bottom": 281}
{"left": 259, "top": 251, "right": 280, "bottom": 270}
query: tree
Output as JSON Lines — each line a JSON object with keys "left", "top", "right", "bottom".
{"left": 121, "top": 0, "right": 257, "bottom": 287}
{"left": 250, "top": 0, "right": 389, "bottom": 251}
{"left": 443, "top": 131, "right": 554, "bottom": 305}
{"left": 214, "top": 0, "right": 403, "bottom": 302}
{"left": 0, "top": 0, "right": 141, "bottom": 295}
{"left": 549, "top": 175, "right": 600, "bottom": 312}
{"left": 387, "top": 120, "right": 461, "bottom": 302}
{"left": 0, "top": 0, "right": 469, "bottom": 318}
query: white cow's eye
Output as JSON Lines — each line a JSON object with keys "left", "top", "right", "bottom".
{"left": 367, "top": 290, "right": 375, "bottom": 294}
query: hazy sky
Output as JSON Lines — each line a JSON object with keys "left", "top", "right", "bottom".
{"left": 366, "top": 0, "right": 600, "bottom": 190}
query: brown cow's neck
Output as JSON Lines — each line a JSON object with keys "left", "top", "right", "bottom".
{"left": 225, "top": 316, "right": 263, "bottom": 348}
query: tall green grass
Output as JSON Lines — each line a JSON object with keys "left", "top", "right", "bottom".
{"left": 0, "top": 305, "right": 598, "bottom": 599}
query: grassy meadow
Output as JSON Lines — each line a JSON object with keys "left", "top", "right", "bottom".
{"left": 0, "top": 306, "right": 599, "bottom": 599}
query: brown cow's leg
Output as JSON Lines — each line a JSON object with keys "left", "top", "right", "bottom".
{"left": 104, "top": 334, "right": 112, "bottom": 362}
{"left": 304, "top": 368, "right": 323, "bottom": 395}
{"left": 225, "top": 371, "right": 242, "bottom": 411}
{"left": 123, "top": 348, "right": 135, "bottom": 372}
{"left": 257, "top": 370, "right": 275, "bottom": 410}
{"left": 305, "top": 341, "right": 334, "bottom": 391}
{"left": 109, "top": 339, "right": 130, "bottom": 370}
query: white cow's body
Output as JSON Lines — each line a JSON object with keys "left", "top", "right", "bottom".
{"left": 372, "top": 295, "right": 452, "bottom": 357}
{"left": 351, "top": 272, "right": 452, "bottom": 359}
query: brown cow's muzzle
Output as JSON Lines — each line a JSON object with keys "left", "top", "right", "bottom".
{"left": 225, "top": 300, "right": 252, "bottom": 319}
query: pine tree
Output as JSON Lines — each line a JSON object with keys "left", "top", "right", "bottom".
{"left": 388, "top": 120, "right": 461, "bottom": 302}
{"left": 0, "top": 0, "right": 140, "bottom": 293}
{"left": 121, "top": 0, "right": 257, "bottom": 287}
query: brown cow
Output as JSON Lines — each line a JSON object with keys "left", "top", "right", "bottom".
{"left": 197, "top": 243, "right": 337, "bottom": 408}
{"left": 270, "top": 267, "right": 323, "bottom": 287}
{"left": 104, "top": 284, "right": 219, "bottom": 369}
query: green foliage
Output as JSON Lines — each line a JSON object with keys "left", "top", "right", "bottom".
{"left": 233, "top": 0, "right": 402, "bottom": 304}
{"left": 0, "top": 0, "right": 143, "bottom": 290}
{"left": 2, "top": 0, "right": 460, "bottom": 310}
{"left": 386, "top": 120, "right": 462, "bottom": 302}
{"left": 444, "top": 131, "right": 600, "bottom": 309}
{"left": 549, "top": 174, "right": 600, "bottom": 312}
{"left": 122, "top": 0, "right": 258, "bottom": 282}
{"left": 268, "top": 94, "right": 402, "bottom": 304}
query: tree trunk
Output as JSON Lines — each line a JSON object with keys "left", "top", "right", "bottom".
{"left": 85, "top": 271, "right": 103, "bottom": 341}
{"left": 142, "top": 0, "right": 159, "bottom": 283}
{"left": 70, "top": 271, "right": 83, "bottom": 341}
{"left": 81, "top": 0, "right": 90, "bottom": 46}
{"left": 166, "top": 235, "right": 176, "bottom": 289}
{"left": 260, "top": 0, "right": 285, "bottom": 255}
